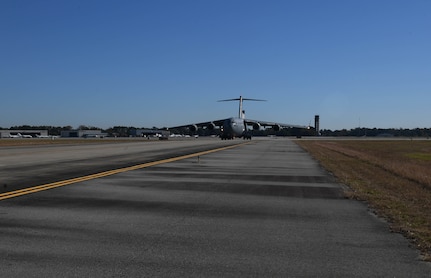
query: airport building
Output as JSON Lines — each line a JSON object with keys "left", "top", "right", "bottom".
{"left": 0, "top": 130, "right": 49, "bottom": 138}
{"left": 60, "top": 130, "right": 107, "bottom": 138}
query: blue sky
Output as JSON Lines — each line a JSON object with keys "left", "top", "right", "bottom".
{"left": 1, "top": 0, "right": 430, "bottom": 130}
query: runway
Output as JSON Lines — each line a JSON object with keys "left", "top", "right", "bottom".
{"left": 1, "top": 138, "right": 430, "bottom": 277}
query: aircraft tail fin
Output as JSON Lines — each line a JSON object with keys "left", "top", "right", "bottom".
{"left": 218, "top": 95, "right": 266, "bottom": 119}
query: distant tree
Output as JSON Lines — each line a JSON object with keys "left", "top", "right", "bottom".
{"left": 105, "top": 126, "right": 137, "bottom": 137}
{"left": 316, "top": 127, "right": 431, "bottom": 137}
{"left": 78, "top": 125, "right": 102, "bottom": 130}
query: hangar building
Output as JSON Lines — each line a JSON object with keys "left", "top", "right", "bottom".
{"left": 60, "top": 130, "right": 107, "bottom": 138}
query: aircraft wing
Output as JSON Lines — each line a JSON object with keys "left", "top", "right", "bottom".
{"left": 244, "top": 118, "right": 309, "bottom": 131}
{"left": 167, "top": 119, "right": 226, "bottom": 132}
{"left": 168, "top": 117, "right": 309, "bottom": 133}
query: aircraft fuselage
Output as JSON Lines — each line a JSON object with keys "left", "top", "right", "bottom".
{"left": 220, "top": 117, "right": 250, "bottom": 140}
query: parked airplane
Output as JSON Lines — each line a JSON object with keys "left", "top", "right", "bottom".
{"left": 9, "top": 133, "right": 21, "bottom": 138}
{"left": 9, "top": 133, "right": 32, "bottom": 138}
{"left": 168, "top": 96, "right": 309, "bottom": 140}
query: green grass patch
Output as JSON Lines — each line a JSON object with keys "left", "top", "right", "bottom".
{"left": 406, "top": 153, "right": 431, "bottom": 161}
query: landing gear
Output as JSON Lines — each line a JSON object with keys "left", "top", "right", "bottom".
{"left": 242, "top": 132, "right": 252, "bottom": 140}
{"left": 220, "top": 135, "right": 234, "bottom": 140}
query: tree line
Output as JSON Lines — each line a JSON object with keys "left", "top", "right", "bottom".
{"left": 2, "top": 125, "right": 431, "bottom": 137}
{"left": 320, "top": 127, "right": 431, "bottom": 137}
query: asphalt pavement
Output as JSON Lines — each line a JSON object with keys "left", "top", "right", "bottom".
{"left": 1, "top": 138, "right": 430, "bottom": 277}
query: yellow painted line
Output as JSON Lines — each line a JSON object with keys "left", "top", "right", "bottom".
{"left": 0, "top": 142, "right": 253, "bottom": 201}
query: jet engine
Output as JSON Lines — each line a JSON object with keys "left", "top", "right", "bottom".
{"left": 189, "top": 124, "right": 198, "bottom": 132}
{"left": 207, "top": 122, "right": 216, "bottom": 130}
{"left": 253, "top": 123, "right": 261, "bottom": 130}
{"left": 272, "top": 124, "right": 281, "bottom": 131}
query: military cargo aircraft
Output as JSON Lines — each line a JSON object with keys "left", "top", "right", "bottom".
{"left": 168, "top": 96, "right": 309, "bottom": 140}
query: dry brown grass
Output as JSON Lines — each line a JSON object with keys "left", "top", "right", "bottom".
{"left": 295, "top": 139, "right": 431, "bottom": 260}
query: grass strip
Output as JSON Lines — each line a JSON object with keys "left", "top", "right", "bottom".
{"left": 295, "top": 139, "right": 431, "bottom": 260}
